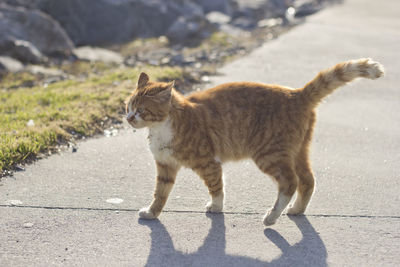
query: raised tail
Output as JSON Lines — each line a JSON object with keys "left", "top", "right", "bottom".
{"left": 299, "top": 58, "right": 384, "bottom": 107}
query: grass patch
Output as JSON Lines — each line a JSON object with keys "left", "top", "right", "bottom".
{"left": 0, "top": 72, "right": 36, "bottom": 90}
{"left": 118, "top": 37, "right": 168, "bottom": 57}
{"left": 203, "top": 32, "right": 231, "bottom": 48}
{"left": 60, "top": 61, "right": 116, "bottom": 76}
{"left": 0, "top": 65, "right": 184, "bottom": 172}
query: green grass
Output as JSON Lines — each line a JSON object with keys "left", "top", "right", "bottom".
{"left": 0, "top": 72, "right": 36, "bottom": 89}
{"left": 0, "top": 65, "right": 184, "bottom": 172}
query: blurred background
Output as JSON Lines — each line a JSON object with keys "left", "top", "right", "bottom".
{"left": 0, "top": 0, "right": 339, "bottom": 78}
{"left": 0, "top": 0, "right": 339, "bottom": 175}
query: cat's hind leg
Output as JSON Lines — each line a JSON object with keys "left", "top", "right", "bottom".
{"left": 287, "top": 115, "right": 315, "bottom": 215}
{"left": 139, "top": 161, "right": 180, "bottom": 219}
{"left": 287, "top": 143, "right": 315, "bottom": 214}
{"left": 253, "top": 154, "right": 298, "bottom": 226}
{"left": 193, "top": 160, "right": 224, "bottom": 213}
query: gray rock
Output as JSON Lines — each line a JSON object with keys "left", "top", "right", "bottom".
{"left": 166, "top": 15, "right": 215, "bottom": 44}
{"left": 37, "top": 0, "right": 232, "bottom": 46}
{"left": 194, "top": 0, "right": 238, "bottom": 16}
{"left": 38, "top": 0, "right": 182, "bottom": 46}
{"left": 166, "top": 16, "right": 200, "bottom": 43}
{"left": 0, "top": 39, "right": 46, "bottom": 64}
{"left": 136, "top": 48, "right": 175, "bottom": 66}
{"left": 73, "top": 46, "right": 123, "bottom": 64}
{"left": 180, "top": 1, "right": 204, "bottom": 19}
{"left": 206, "top": 11, "right": 231, "bottom": 25}
{"left": 26, "top": 65, "right": 65, "bottom": 77}
{"left": 257, "top": 17, "right": 283, "bottom": 28}
{"left": 293, "top": 0, "right": 323, "bottom": 17}
{"left": 232, "top": 17, "right": 256, "bottom": 29}
{"left": 0, "top": 4, "right": 74, "bottom": 56}
{"left": 219, "top": 24, "right": 246, "bottom": 37}
{"left": 0, "top": 56, "right": 24, "bottom": 72}
{"left": 3, "top": 0, "right": 44, "bottom": 9}
{"left": 234, "top": 0, "right": 288, "bottom": 21}
{"left": 170, "top": 54, "right": 184, "bottom": 65}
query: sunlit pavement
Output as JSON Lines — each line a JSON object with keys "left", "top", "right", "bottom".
{"left": 1, "top": 0, "right": 399, "bottom": 265}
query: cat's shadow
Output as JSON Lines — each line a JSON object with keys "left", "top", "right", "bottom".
{"left": 138, "top": 213, "right": 327, "bottom": 267}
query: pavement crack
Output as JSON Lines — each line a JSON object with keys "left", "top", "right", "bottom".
{"left": 1, "top": 204, "right": 400, "bottom": 219}
{"left": 0, "top": 204, "right": 140, "bottom": 212}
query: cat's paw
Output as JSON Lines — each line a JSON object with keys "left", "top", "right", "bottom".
{"left": 286, "top": 207, "right": 305, "bottom": 215}
{"left": 205, "top": 201, "right": 223, "bottom": 213}
{"left": 263, "top": 210, "right": 278, "bottom": 226}
{"left": 138, "top": 207, "right": 157, "bottom": 219}
{"left": 286, "top": 204, "right": 306, "bottom": 215}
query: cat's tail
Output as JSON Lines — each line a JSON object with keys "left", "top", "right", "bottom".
{"left": 299, "top": 58, "right": 384, "bottom": 107}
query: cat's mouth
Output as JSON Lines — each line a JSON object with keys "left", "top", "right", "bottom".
{"left": 127, "top": 117, "right": 146, "bottom": 129}
{"left": 126, "top": 114, "right": 137, "bottom": 127}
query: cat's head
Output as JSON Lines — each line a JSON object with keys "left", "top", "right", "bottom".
{"left": 125, "top": 72, "right": 174, "bottom": 128}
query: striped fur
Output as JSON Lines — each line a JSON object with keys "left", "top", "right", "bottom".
{"left": 128, "top": 59, "right": 384, "bottom": 225}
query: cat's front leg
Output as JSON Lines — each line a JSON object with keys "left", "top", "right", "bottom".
{"left": 194, "top": 160, "right": 224, "bottom": 213}
{"left": 139, "top": 161, "right": 180, "bottom": 219}
{"left": 206, "top": 192, "right": 224, "bottom": 213}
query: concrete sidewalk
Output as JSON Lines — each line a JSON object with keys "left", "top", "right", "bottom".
{"left": 1, "top": 0, "right": 399, "bottom": 265}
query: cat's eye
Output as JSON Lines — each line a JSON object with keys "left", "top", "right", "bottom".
{"left": 137, "top": 107, "right": 144, "bottom": 113}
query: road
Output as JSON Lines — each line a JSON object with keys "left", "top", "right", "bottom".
{"left": 1, "top": 0, "right": 399, "bottom": 265}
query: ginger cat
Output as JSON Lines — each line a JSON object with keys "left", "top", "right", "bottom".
{"left": 126, "top": 59, "right": 384, "bottom": 226}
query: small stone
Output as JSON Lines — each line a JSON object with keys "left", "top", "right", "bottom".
{"left": 23, "top": 222, "right": 34, "bottom": 228}
{"left": 285, "top": 7, "right": 296, "bottom": 22}
{"left": 6, "top": 200, "right": 23, "bottom": 206}
{"left": 15, "top": 165, "right": 25, "bottom": 172}
{"left": 73, "top": 46, "right": 123, "bottom": 64}
{"left": 161, "top": 57, "right": 170, "bottom": 64}
{"left": 201, "top": 76, "right": 210, "bottom": 82}
{"left": 158, "top": 36, "right": 168, "bottom": 44}
{"left": 27, "top": 65, "right": 64, "bottom": 77}
{"left": 266, "top": 33, "right": 274, "bottom": 40}
{"left": 0, "top": 56, "right": 24, "bottom": 73}
{"left": 106, "top": 198, "right": 124, "bottom": 204}
{"left": 206, "top": 11, "right": 230, "bottom": 25}
{"left": 104, "top": 128, "right": 118, "bottom": 137}
{"left": 26, "top": 119, "right": 35, "bottom": 127}
{"left": 104, "top": 129, "right": 111, "bottom": 137}
{"left": 257, "top": 18, "right": 283, "bottom": 28}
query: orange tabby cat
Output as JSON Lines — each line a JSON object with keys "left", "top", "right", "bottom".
{"left": 126, "top": 58, "right": 384, "bottom": 226}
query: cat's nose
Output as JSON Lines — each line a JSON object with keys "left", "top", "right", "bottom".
{"left": 126, "top": 112, "right": 135, "bottom": 122}
{"left": 126, "top": 112, "right": 135, "bottom": 121}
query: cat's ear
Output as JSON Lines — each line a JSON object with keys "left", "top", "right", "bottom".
{"left": 137, "top": 72, "right": 149, "bottom": 88}
{"left": 154, "top": 81, "right": 174, "bottom": 103}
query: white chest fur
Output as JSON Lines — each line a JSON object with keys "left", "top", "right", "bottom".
{"left": 148, "top": 119, "right": 177, "bottom": 165}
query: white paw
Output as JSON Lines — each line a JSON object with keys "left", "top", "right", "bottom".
{"left": 206, "top": 201, "right": 223, "bottom": 213}
{"left": 138, "top": 207, "right": 157, "bottom": 219}
{"left": 286, "top": 206, "right": 304, "bottom": 215}
{"left": 263, "top": 210, "right": 278, "bottom": 226}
